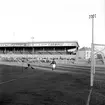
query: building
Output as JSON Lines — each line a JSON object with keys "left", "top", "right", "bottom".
{"left": 0, "top": 41, "right": 79, "bottom": 59}
{"left": 78, "top": 47, "right": 91, "bottom": 60}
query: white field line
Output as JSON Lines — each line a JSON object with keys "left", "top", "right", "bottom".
{"left": 0, "top": 78, "right": 18, "bottom": 84}
{"left": 0, "top": 76, "right": 28, "bottom": 85}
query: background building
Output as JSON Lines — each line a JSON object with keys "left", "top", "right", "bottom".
{"left": 78, "top": 47, "right": 91, "bottom": 60}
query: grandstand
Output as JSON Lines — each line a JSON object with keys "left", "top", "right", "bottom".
{"left": 0, "top": 41, "right": 79, "bottom": 60}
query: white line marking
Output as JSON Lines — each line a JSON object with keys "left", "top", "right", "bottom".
{"left": 0, "top": 78, "right": 17, "bottom": 84}
{"left": 0, "top": 75, "right": 31, "bottom": 85}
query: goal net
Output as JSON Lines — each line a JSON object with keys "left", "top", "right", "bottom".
{"left": 94, "top": 44, "right": 105, "bottom": 65}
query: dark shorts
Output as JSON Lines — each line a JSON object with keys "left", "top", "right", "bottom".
{"left": 28, "top": 63, "right": 30, "bottom": 67}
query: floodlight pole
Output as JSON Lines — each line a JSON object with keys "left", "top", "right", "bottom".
{"left": 89, "top": 14, "right": 96, "bottom": 87}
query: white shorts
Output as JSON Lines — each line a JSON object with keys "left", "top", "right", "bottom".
{"left": 52, "top": 64, "right": 56, "bottom": 69}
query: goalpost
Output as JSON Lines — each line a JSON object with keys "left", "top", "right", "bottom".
{"left": 89, "top": 14, "right": 96, "bottom": 87}
{"left": 87, "top": 14, "right": 105, "bottom": 105}
{"left": 90, "top": 43, "right": 105, "bottom": 87}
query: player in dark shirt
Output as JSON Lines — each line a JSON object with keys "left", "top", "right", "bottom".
{"left": 25, "top": 59, "right": 34, "bottom": 70}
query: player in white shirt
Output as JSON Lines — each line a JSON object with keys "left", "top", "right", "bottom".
{"left": 50, "top": 58, "right": 56, "bottom": 71}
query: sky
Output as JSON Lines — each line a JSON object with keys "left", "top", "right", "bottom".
{"left": 0, "top": 0, "right": 104, "bottom": 48}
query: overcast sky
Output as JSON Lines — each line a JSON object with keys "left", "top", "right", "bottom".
{"left": 0, "top": 0, "right": 104, "bottom": 48}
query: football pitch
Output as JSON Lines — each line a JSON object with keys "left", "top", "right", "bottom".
{"left": 0, "top": 62, "right": 105, "bottom": 105}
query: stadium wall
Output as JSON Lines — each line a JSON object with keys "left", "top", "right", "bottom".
{"left": 0, "top": 54, "right": 76, "bottom": 59}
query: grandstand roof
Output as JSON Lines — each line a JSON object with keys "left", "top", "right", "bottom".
{"left": 0, "top": 41, "right": 79, "bottom": 47}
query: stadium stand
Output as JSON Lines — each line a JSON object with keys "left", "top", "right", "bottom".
{"left": 0, "top": 41, "right": 79, "bottom": 63}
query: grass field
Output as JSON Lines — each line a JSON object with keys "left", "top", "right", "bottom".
{"left": 0, "top": 62, "right": 105, "bottom": 105}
